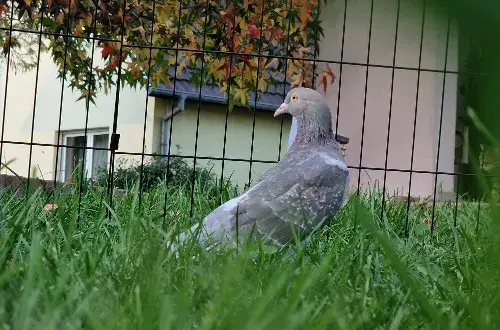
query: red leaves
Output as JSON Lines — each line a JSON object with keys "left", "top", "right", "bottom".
{"left": 106, "top": 56, "right": 120, "bottom": 70}
{"left": 241, "top": 55, "right": 253, "bottom": 68}
{"left": 231, "top": 33, "right": 240, "bottom": 50}
{"left": 269, "top": 27, "right": 284, "bottom": 41}
{"left": 248, "top": 24, "right": 260, "bottom": 38}
{"left": 99, "top": 42, "right": 122, "bottom": 70}
{"left": 101, "top": 43, "right": 115, "bottom": 59}
{"left": 218, "top": 60, "right": 231, "bottom": 80}
{"left": 0, "top": 4, "right": 9, "bottom": 16}
{"left": 221, "top": 4, "right": 236, "bottom": 49}
{"left": 220, "top": 3, "right": 235, "bottom": 28}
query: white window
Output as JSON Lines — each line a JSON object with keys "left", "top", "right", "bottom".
{"left": 58, "top": 129, "right": 110, "bottom": 182}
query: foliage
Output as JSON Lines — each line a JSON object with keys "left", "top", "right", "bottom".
{"left": 0, "top": 0, "right": 336, "bottom": 109}
{"left": 94, "top": 152, "right": 222, "bottom": 191}
{"left": 0, "top": 183, "right": 498, "bottom": 328}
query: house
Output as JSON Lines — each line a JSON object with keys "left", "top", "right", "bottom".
{"left": 0, "top": 0, "right": 465, "bottom": 199}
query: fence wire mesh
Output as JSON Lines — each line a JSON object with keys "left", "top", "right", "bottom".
{"left": 0, "top": 0, "right": 497, "bottom": 237}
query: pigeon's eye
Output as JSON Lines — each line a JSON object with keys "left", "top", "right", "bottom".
{"left": 291, "top": 93, "right": 299, "bottom": 102}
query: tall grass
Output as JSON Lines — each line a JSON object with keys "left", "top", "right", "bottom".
{"left": 0, "top": 174, "right": 498, "bottom": 329}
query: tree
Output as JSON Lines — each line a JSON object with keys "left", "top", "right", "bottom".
{"left": 0, "top": 0, "right": 336, "bottom": 109}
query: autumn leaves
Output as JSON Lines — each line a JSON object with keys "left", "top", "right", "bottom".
{"left": 0, "top": 0, "right": 336, "bottom": 108}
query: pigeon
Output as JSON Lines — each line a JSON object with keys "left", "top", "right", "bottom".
{"left": 170, "top": 87, "right": 350, "bottom": 252}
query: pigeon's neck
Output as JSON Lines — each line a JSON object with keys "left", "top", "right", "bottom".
{"left": 292, "top": 112, "right": 335, "bottom": 148}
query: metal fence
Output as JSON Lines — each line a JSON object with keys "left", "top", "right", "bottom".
{"left": 0, "top": 0, "right": 496, "bottom": 236}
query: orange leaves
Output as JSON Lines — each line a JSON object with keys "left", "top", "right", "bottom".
{"left": 299, "top": 2, "right": 311, "bottom": 23}
{"left": 290, "top": 71, "right": 304, "bottom": 88}
{"left": 220, "top": 3, "right": 235, "bottom": 39}
{"left": 130, "top": 65, "right": 141, "bottom": 79}
{"left": 319, "top": 63, "right": 336, "bottom": 94}
{"left": 74, "top": 20, "right": 84, "bottom": 36}
{"left": 56, "top": 12, "right": 64, "bottom": 25}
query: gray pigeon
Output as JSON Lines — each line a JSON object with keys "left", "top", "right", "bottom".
{"left": 172, "top": 87, "right": 350, "bottom": 251}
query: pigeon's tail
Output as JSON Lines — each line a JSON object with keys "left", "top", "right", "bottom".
{"left": 166, "top": 220, "right": 234, "bottom": 256}
{"left": 166, "top": 222, "right": 203, "bottom": 256}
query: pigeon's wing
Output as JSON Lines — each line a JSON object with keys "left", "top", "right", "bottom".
{"left": 237, "top": 150, "right": 349, "bottom": 245}
{"left": 200, "top": 149, "right": 349, "bottom": 246}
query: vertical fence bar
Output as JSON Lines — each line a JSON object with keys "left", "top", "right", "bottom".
{"left": 334, "top": 0, "right": 348, "bottom": 144}
{"left": 25, "top": 0, "right": 48, "bottom": 196}
{"left": 220, "top": 0, "right": 237, "bottom": 201}
{"left": 405, "top": 0, "right": 427, "bottom": 237}
{"left": 52, "top": 0, "right": 74, "bottom": 203}
{"left": 380, "top": 0, "right": 401, "bottom": 222}
{"left": 76, "top": 8, "right": 99, "bottom": 226}
{"left": 430, "top": 17, "right": 451, "bottom": 235}
{"left": 0, "top": 0, "right": 17, "bottom": 188}
{"left": 453, "top": 123, "right": 463, "bottom": 227}
{"left": 246, "top": 0, "right": 267, "bottom": 187}
{"left": 276, "top": 0, "right": 294, "bottom": 161}
{"left": 106, "top": 0, "right": 129, "bottom": 212}
{"left": 356, "top": 0, "right": 375, "bottom": 193}
{"left": 453, "top": 37, "right": 472, "bottom": 227}
{"left": 162, "top": 0, "right": 183, "bottom": 229}
{"left": 138, "top": 0, "right": 158, "bottom": 207}
{"left": 188, "top": 0, "right": 212, "bottom": 218}
{"left": 476, "top": 148, "right": 486, "bottom": 233}
{"left": 310, "top": 0, "right": 321, "bottom": 88}
{"left": 354, "top": 0, "right": 375, "bottom": 226}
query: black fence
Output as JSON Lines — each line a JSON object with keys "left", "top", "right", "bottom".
{"left": 0, "top": 0, "right": 497, "bottom": 235}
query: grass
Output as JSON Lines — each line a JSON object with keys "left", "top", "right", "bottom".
{"left": 0, "top": 176, "right": 499, "bottom": 329}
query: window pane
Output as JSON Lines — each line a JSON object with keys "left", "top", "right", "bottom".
{"left": 64, "top": 135, "right": 86, "bottom": 181}
{"left": 92, "top": 134, "right": 109, "bottom": 178}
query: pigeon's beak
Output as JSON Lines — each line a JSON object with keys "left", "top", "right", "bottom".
{"left": 274, "top": 103, "right": 288, "bottom": 117}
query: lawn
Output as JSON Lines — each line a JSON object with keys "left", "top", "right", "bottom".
{"left": 0, "top": 177, "right": 499, "bottom": 329}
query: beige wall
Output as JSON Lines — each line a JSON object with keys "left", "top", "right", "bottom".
{"left": 317, "top": 0, "right": 459, "bottom": 198}
{"left": 0, "top": 50, "right": 156, "bottom": 181}
{"left": 153, "top": 98, "right": 292, "bottom": 189}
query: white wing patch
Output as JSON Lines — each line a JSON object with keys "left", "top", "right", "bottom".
{"left": 318, "top": 152, "right": 349, "bottom": 172}
{"left": 221, "top": 195, "right": 244, "bottom": 211}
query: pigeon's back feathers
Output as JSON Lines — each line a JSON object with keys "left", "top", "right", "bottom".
{"left": 198, "top": 144, "right": 349, "bottom": 246}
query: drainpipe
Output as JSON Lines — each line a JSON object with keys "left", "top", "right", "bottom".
{"left": 161, "top": 94, "right": 187, "bottom": 156}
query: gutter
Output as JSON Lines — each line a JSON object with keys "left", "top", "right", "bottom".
{"left": 148, "top": 88, "right": 280, "bottom": 112}
{"left": 161, "top": 94, "right": 187, "bottom": 156}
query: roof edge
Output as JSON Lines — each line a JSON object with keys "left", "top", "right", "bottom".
{"left": 148, "top": 87, "right": 281, "bottom": 112}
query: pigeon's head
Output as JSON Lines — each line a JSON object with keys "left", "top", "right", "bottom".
{"left": 274, "top": 87, "right": 334, "bottom": 145}
{"left": 273, "top": 87, "right": 329, "bottom": 119}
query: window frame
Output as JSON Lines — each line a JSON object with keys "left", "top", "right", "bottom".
{"left": 58, "top": 128, "right": 110, "bottom": 182}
